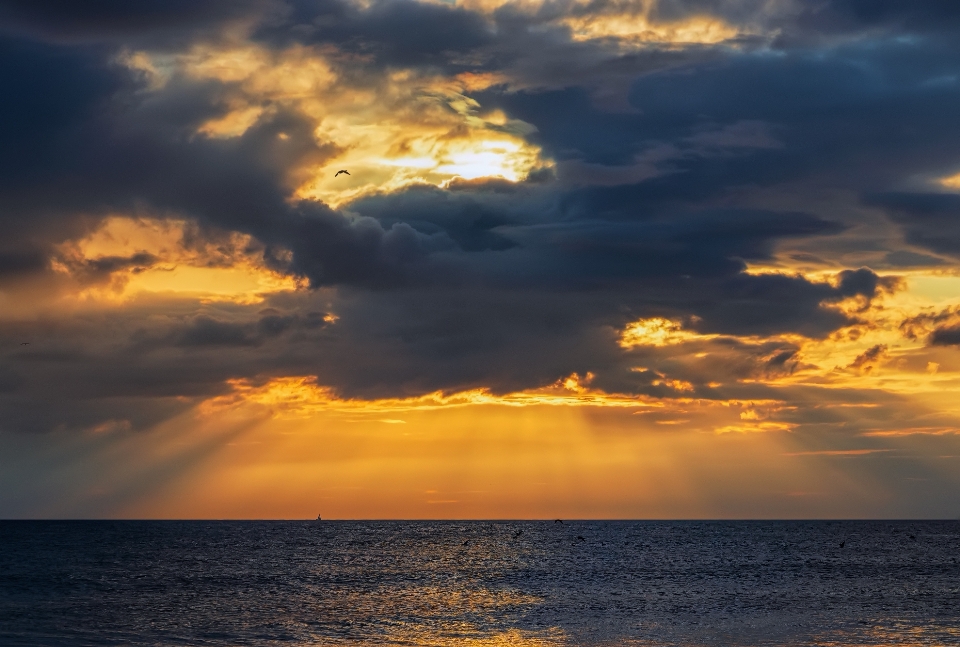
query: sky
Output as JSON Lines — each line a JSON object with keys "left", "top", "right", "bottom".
{"left": 2, "top": 0, "right": 960, "bottom": 519}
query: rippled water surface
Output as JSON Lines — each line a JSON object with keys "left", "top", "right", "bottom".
{"left": 1, "top": 521, "right": 959, "bottom": 646}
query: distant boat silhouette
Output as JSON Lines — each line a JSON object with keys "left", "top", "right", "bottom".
{"left": 316, "top": 514, "right": 322, "bottom": 520}
{"left": 840, "top": 540, "right": 845, "bottom": 548}
{"left": 554, "top": 519, "right": 563, "bottom": 524}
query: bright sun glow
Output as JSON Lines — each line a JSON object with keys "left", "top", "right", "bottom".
{"left": 125, "top": 44, "right": 549, "bottom": 209}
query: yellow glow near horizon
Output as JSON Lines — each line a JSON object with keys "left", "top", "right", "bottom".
{"left": 193, "top": 373, "right": 805, "bottom": 442}
{"left": 46, "top": 376, "right": 938, "bottom": 520}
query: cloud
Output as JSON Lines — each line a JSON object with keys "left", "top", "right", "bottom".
{"left": 930, "top": 325, "right": 960, "bottom": 346}
{"left": 867, "top": 192, "right": 960, "bottom": 260}
{"left": 258, "top": 0, "right": 495, "bottom": 67}
{"left": 0, "top": 249, "right": 48, "bottom": 278}
{"left": 0, "top": 0, "right": 957, "bottom": 438}
{"left": 845, "top": 343, "right": 888, "bottom": 374}
{"left": 788, "top": 0, "right": 960, "bottom": 38}
{"left": 0, "top": 0, "right": 273, "bottom": 43}
{"left": 4, "top": 1, "right": 960, "bottom": 521}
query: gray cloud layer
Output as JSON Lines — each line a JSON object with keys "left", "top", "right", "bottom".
{"left": 2, "top": 0, "right": 959, "bottom": 434}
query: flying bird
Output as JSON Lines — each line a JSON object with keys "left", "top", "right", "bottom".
{"left": 334, "top": 169, "right": 350, "bottom": 177}
{"left": 20, "top": 342, "right": 29, "bottom": 345}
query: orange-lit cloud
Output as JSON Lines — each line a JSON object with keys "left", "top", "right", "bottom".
{"left": 619, "top": 317, "right": 711, "bottom": 347}
{"left": 456, "top": 0, "right": 759, "bottom": 48}
{"left": 939, "top": 171, "right": 960, "bottom": 190}
{"left": 559, "top": 11, "right": 744, "bottom": 48}
{"left": 861, "top": 427, "right": 960, "bottom": 437}
{"left": 51, "top": 217, "right": 299, "bottom": 304}
{"left": 201, "top": 373, "right": 664, "bottom": 417}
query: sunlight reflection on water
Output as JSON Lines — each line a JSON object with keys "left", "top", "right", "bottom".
{"left": 1, "top": 521, "right": 959, "bottom": 646}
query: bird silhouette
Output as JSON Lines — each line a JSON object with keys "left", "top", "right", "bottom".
{"left": 20, "top": 342, "right": 29, "bottom": 345}
{"left": 462, "top": 539, "right": 469, "bottom": 546}
{"left": 515, "top": 529, "right": 523, "bottom": 537}
{"left": 334, "top": 169, "right": 350, "bottom": 177}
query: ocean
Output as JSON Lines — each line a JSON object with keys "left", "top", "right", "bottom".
{"left": 1, "top": 521, "right": 958, "bottom": 646}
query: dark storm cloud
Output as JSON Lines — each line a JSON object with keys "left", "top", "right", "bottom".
{"left": 0, "top": 0, "right": 272, "bottom": 43}
{"left": 0, "top": 249, "right": 48, "bottom": 277}
{"left": 0, "top": 37, "right": 126, "bottom": 216}
{"left": 931, "top": 326, "right": 960, "bottom": 346}
{"left": 174, "top": 316, "right": 260, "bottom": 348}
{"left": 0, "top": 392, "right": 191, "bottom": 435}
{"left": 866, "top": 193, "right": 960, "bottom": 259}
{"left": 257, "top": 0, "right": 494, "bottom": 67}
{"left": 482, "top": 41, "right": 960, "bottom": 192}
{"left": 0, "top": 36, "right": 130, "bottom": 288}
{"left": 346, "top": 184, "right": 521, "bottom": 253}
{"left": 882, "top": 250, "right": 946, "bottom": 268}
{"left": 350, "top": 183, "right": 846, "bottom": 284}
{"left": 0, "top": 283, "right": 807, "bottom": 437}
{"left": 788, "top": 0, "right": 960, "bottom": 36}
{"left": 128, "top": 309, "right": 333, "bottom": 352}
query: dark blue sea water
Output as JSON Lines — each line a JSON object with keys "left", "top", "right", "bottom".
{"left": 1, "top": 521, "right": 959, "bottom": 646}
